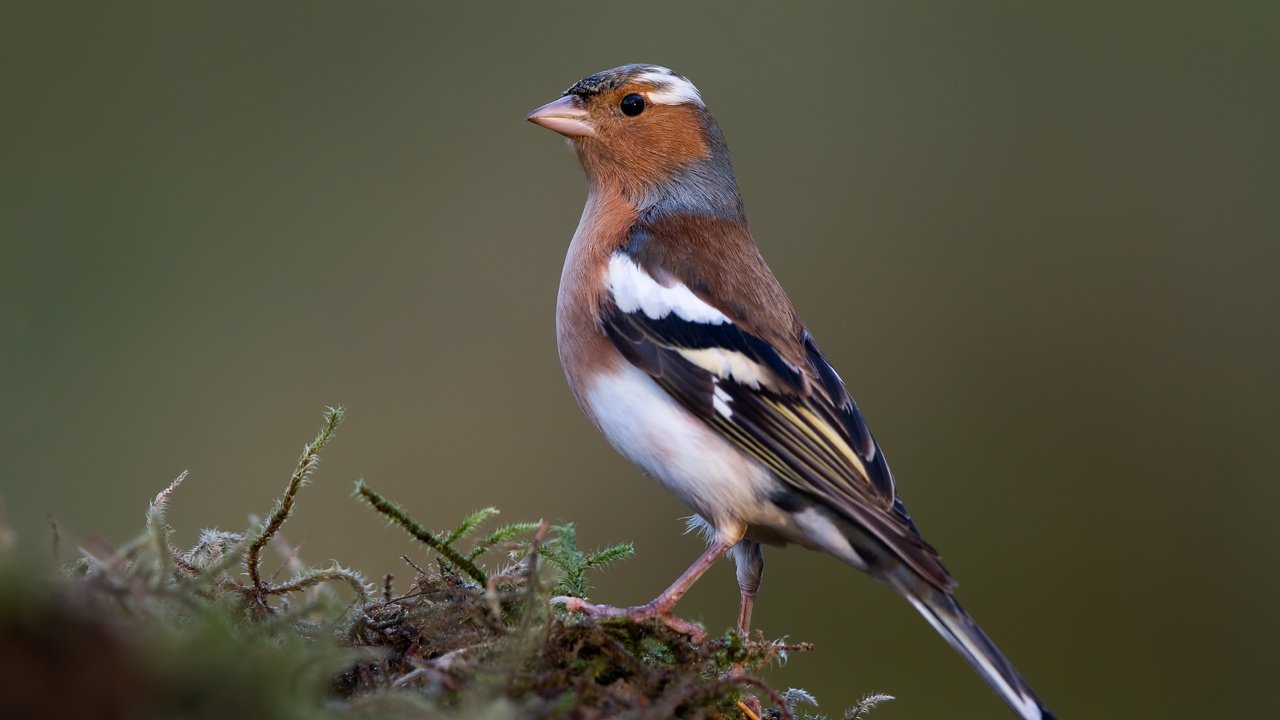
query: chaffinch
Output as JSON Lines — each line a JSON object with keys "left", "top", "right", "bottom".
{"left": 528, "top": 64, "right": 1053, "bottom": 720}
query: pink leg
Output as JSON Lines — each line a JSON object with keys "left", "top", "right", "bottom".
{"left": 737, "top": 592, "right": 755, "bottom": 637}
{"left": 733, "top": 538, "right": 763, "bottom": 637}
{"left": 554, "top": 535, "right": 736, "bottom": 639}
{"left": 723, "top": 593, "right": 758, "bottom": 679}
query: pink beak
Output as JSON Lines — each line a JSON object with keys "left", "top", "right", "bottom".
{"left": 526, "top": 95, "right": 595, "bottom": 138}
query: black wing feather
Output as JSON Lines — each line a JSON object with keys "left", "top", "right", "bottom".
{"left": 601, "top": 298, "right": 952, "bottom": 590}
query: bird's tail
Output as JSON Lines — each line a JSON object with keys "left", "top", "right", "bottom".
{"left": 806, "top": 504, "right": 1053, "bottom": 717}
{"left": 892, "top": 574, "right": 1055, "bottom": 720}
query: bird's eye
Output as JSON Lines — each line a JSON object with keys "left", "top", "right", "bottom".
{"left": 620, "top": 94, "right": 645, "bottom": 117}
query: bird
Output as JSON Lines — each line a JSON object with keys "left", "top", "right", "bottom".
{"left": 527, "top": 64, "right": 1054, "bottom": 720}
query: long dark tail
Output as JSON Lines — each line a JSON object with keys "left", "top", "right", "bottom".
{"left": 895, "top": 578, "right": 1055, "bottom": 720}
{"left": 805, "top": 503, "right": 1054, "bottom": 717}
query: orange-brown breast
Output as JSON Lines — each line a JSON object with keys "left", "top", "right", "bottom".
{"left": 555, "top": 183, "right": 639, "bottom": 422}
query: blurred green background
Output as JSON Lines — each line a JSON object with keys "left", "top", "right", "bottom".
{"left": 2, "top": 3, "right": 1277, "bottom": 718}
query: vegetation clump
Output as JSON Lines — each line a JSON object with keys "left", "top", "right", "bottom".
{"left": 0, "top": 408, "right": 891, "bottom": 719}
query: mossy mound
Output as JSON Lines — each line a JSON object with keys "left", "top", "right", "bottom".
{"left": 0, "top": 408, "right": 890, "bottom": 720}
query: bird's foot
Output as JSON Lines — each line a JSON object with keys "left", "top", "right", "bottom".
{"left": 551, "top": 596, "right": 706, "bottom": 642}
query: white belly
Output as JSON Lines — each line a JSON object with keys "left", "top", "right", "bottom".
{"left": 584, "top": 363, "right": 784, "bottom": 531}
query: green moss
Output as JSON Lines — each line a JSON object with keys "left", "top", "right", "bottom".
{"left": 0, "top": 408, "right": 889, "bottom": 720}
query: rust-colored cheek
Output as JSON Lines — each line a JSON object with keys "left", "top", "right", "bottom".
{"left": 649, "top": 105, "right": 711, "bottom": 162}
{"left": 574, "top": 104, "right": 714, "bottom": 200}
{"left": 602, "top": 105, "right": 713, "bottom": 194}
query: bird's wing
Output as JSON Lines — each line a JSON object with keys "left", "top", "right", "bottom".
{"left": 601, "top": 248, "right": 953, "bottom": 591}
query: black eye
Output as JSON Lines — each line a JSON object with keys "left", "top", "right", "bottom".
{"left": 620, "top": 93, "right": 645, "bottom": 117}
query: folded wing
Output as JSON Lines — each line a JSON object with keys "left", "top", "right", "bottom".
{"left": 601, "top": 250, "right": 953, "bottom": 591}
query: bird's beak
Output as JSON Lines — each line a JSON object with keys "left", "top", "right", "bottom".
{"left": 526, "top": 95, "right": 595, "bottom": 138}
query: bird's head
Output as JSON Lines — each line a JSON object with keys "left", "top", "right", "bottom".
{"left": 528, "top": 64, "right": 742, "bottom": 217}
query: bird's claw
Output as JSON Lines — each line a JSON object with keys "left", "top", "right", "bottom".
{"left": 551, "top": 595, "right": 706, "bottom": 642}
{"left": 550, "top": 595, "right": 619, "bottom": 615}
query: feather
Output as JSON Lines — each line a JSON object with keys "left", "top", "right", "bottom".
{"left": 600, "top": 245, "right": 953, "bottom": 591}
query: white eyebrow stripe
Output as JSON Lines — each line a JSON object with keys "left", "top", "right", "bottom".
{"left": 607, "top": 253, "right": 728, "bottom": 324}
{"left": 636, "top": 70, "right": 704, "bottom": 107}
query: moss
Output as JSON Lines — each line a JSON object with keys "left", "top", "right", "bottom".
{"left": 0, "top": 408, "right": 890, "bottom": 720}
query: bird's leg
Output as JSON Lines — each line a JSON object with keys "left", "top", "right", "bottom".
{"left": 737, "top": 593, "right": 756, "bottom": 637}
{"left": 732, "top": 539, "right": 764, "bottom": 637}
{"left": 727, "top": 539, "right": 764, "bottom": 678}
{"left": 554, "top": 534, "right": 737, "bottom": 640}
